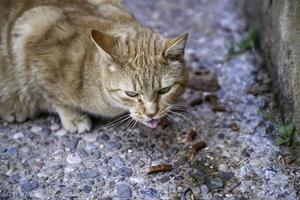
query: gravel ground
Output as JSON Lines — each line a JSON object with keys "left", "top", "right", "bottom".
{"left": 1, "top": 0, "right": 299, "bottom": 199}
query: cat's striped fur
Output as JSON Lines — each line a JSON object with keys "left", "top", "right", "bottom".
{"left": 0, "top": 0, "right": 188, "bottom": 132}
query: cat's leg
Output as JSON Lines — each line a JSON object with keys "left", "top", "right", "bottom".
{"left": 54, "top": 105, "right": 92, "bottom": 133}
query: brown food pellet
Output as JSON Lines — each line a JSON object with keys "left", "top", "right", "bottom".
{"left": 159, "top": 119, "right": 171, "bottom": 129}
{"left": 229, "top": 122, "right": 240, "bottom": 131}
{"left": 189, "top": 96, "right": 204, "bottom": 107}
{"left": 205, "top": 94, "right": 218, "bottom": 107}
{"left": 192, "top": 140, "right": 207, "bottom": 151}
{"left": 147, "top": 164, "right": 173, "bottom": 174}
{"left": 187, "top": 129, "right": 197, "bottom": 142}
{"left": 188, "top": 140, "right": 207, "bottom": 160}
{"left": 212, "top": 105, "right": 227, "bottom": 112}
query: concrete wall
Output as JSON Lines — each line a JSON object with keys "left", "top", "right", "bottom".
{"left": 243, "top": 0, "right": 300, "bottom": 143}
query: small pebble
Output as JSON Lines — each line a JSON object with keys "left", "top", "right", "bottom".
{"left": 31, "top": 126, "right": 42, "bottom": 134}
{"left": 111, "top": 156, "right": 125, "bottom": 168}
{"left": 13, "top": 132, "right": 24, "bottom": 140}
{"left": 118, "top": 167, "right": 133, "bottom": 177}
{"left": 100, "top": 133, "right": 110, "bottom": 141}
{"left": 41, "top": 127, "right": 51, "bottom": 137}
{"left": 6, "top": 147, "right": 18, "bottom": 156}
{"left": 83, "top": 185, "right": 92, "bottom": 193}
{"left": 77, "top": 170, "right": 100, "bottom": 179}
{"left": 140, "top": 188, "right": 158, "bottom": 198}
{"left": 219, "top": 171, "right": 235, "bottom": 181}
{"left": 104, "top": 141, "right": 122, "bottom": 150}
{"left": 55, "top": 129, "right": 67, "bottom": 137}
{"left": 50, "top": 124, "right": 60, "bottom": 131}
{"left": 20, "top": 178, "right": 39, "bottom": 192}
{"left": 115, "top": 183, "right": 132, "bottom": 199}
{"left": 66, "top": 137, "right": 81, "bottom": 151}
{"left": 204, "top": 175, "right": 225, "bottom": 190}
{"left": 66, "top": 154, "right": 82, "bottom": 164}
{"left": 83, "top": 134, "right": 98, "bottom": 142}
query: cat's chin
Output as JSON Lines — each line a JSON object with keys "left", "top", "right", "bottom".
{"left": 145, "top": 119, "right": 160, "bottom": 129}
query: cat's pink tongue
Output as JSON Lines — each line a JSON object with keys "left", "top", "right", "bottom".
{"left": 147, "top": 119, "right": 160, "bottom": 129}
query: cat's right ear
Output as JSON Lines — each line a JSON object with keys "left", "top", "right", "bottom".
{"left": 91, "top": 30, "right": 118, "bottom": 59}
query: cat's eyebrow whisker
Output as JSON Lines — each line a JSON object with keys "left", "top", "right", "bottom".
{"left": 167, "top": 110, "right": 197, "bottom": 127}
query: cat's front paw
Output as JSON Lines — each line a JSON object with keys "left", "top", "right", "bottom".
{"left": 61, "top": 114, "right": 92, "bottom": 133}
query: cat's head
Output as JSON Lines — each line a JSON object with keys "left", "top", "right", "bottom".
{"left": 91, "top": 28, "right": 188, "bottom": 129}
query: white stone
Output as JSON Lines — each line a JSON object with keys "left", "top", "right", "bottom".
{"left": 66, "top": 154, "right": 82, "bottom": 164}
{"left": 55, "top": 129, "right": 67, "bottom": 136}
{"left": 50, "top": 123, "right": 60, "bottom": 131}
{"left": 83, "top": 134, "right": 98, "bottom": 142}
{"left": 13, "top": 132, "right": 24, "bottom": 139}
{"left": 31, "top": 126, "right": 42, "bottom": 134}
{"left": 65, "top": 166, "right": 76, "bottom": 173}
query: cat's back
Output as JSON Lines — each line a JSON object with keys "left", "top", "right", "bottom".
{"left": 0, "top": 0, "right": 135, "bottom": 75}
{"left": 0, "top": 0, "right": 135, "bottom": 105}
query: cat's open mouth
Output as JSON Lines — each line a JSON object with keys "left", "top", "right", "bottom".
{"left": 146, "top": 119, "right": 160, "bottom": 129}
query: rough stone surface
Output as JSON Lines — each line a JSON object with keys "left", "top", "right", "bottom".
{"left": 242, "top": 0, "right": 300, "bottom": 161}
{"left": 0, "top": 0, "right": 299, "bottom": 199}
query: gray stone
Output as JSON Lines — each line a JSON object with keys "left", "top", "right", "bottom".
{"left": 219, "top": 171, "right": 235, "bottom": 181}
{"left": 104, "top": 141, "right": 122, "bottom": 150}
{"left": 66, "top": 137, "right": 81, "bottom": 151}
{"left": 77, "top": 170, "right": 100, "bottom": 179}
{"left": 140, "top": 188, "right": 158, "bottom": 198}
{"left": 100, "top": 133, "right": 110, "bottom": 141}
{"left": 115, "top": 183, "right": 132, "bottom": 199}
{"left": 204, "top": 175, "right": 225, "bottom": 191}
{"left": 13, "top": 132, "right": 24, "bottom": 140}
{"left": 118, "top": 167, "right": 133, "bottom": 177}
{"left": 20, "top": 178, "right": 39, "bottom": 192}
{"left": 83, "top": 185, "right": 92, "bottom": 193}
{"left": 66, "top": 154, "right": 82, "bottom": 164}
{"left": 31, "top": 126, "right": 42, "bottom": 134}
{"left": 90, "top": 150, "right": 101, "bottom": 159}
{"left": 41, "top": 127, "right": 51, "bottom": 137}
{"left": 110, "top": 156, "right": 125, "bottom": 168}
{"left": 6, "top": 147, "right": 18, "bottom": 156}
{"left": 55, "top": 129, "right": 67, "bottom": 137}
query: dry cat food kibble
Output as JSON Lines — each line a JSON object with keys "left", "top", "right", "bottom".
{"left": 229, "top": 122, "right": 240, "bottom": 131}
{"left": 159, "top": 119, "right": 171, "bottom": 129}
{"left": 187, "top": 129, "right": 197, "bottom": 142}
{"left": 147, "top": 164, "right": 173, "bottom": 174}
{"left": 188, "top": 140, "right": 207, "bottom": 160}
{"left": 188, "top": 69, "right": 220, "bottom": 92}
{"left": 205, "top": 94, "right": 218, "bottom": 107}
{"left": 212, "top": 105, "right": 227, "bottom": 112}
{"left": 189, "top": 96, "right": 204, "bottom": 107}
{"left": 205, "top": 94, "right": 227, "bottom": 112}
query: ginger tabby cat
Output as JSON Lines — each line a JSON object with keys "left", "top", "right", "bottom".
{"left": 0, "top": 0, "right": 188, "bottom": 133}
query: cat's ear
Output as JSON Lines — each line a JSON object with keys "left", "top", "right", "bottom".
{"left": 164, "top": 33, "right": 188, "bottom": 61}
{"left": 91, "top": 30, "right": 118, "bottom": 59}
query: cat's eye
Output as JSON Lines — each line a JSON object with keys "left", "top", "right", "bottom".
{"left": 158, "top": 86, "right": 171, "bottom": 94}
{"left": 125, "top": 91, "right": 139, "bottom": 97}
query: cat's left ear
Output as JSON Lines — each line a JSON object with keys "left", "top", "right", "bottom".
{"left": 164, "top": 33, "right": 188, "bottom": 61}
{"left": 91, "top": 30, "right": 118, "bottom": 59}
